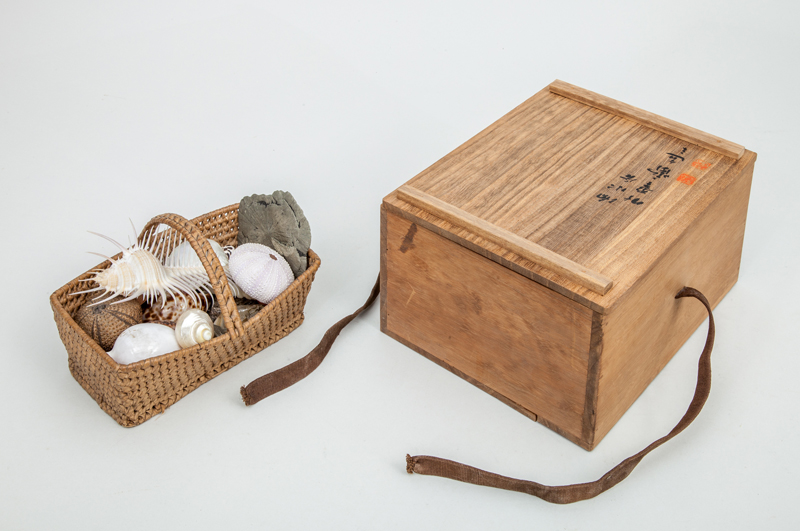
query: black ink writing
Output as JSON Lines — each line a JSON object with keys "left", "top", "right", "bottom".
{"left": 624, "top": 195, "right": 644, "bottom": 205}
{"left": 647, "top": 165, "right": 671, "bottom": 179}
{"left": 596, "top": 193, "right": 617, "bottom": 203}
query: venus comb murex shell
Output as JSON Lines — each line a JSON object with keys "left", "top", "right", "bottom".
{"left": 74, "top": 226, "right": 246, "bottom": 306}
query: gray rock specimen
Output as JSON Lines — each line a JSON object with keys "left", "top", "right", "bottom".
{"left": 237, "top": 191, "right": 311, "bottom": 277}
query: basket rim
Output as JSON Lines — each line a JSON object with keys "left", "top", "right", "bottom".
{"left": 50, "top": 248, "right": 321, "bottom": 373}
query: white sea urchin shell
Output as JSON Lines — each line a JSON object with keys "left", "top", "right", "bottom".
{"left": 228, "top": 243, "right": 294, "bottom": 304}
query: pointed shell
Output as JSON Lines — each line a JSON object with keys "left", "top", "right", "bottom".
{"left": 79, "top": 231, "right": 247, "bottom": 306}
{"left": 228, "top": 244, "right": 295, "bottom": 304}
{"left": 175, "top": 309, "right": 214, "bottom": 348}
{"left": 108, "top": 323, "right": 180, "bottom": 365}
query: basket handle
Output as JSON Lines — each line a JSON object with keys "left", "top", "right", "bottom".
{"left": 139, "top": 212, "right": 245, "bottom": 339}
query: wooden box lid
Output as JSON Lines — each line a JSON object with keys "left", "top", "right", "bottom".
{"left": 384, "top": 80, "right": 757, "bottom": 314}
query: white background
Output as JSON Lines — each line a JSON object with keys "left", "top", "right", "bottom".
{"left": 2, "top": 1, "right": 798, "bottom": 529}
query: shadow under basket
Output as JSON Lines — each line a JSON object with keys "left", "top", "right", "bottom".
{"left": 50, "top": 203, "right": 320, "bottom": 427}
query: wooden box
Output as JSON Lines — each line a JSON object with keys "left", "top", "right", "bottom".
{"left": 380, "top": 80, "right": 756, "bottom": 450}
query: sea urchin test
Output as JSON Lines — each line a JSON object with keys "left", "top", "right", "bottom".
{"left": 228, "top": 243, "right": 295, "bottom": 304}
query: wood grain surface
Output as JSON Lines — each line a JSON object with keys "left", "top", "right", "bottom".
{"left": 387, "top": 83, "right": 756, "bottom": 313}
{"left": 382, "top": 209, "right": 594, "bottom": 442}
{"left": 396, "top": 184, "right": 613, "bottom": 294}
{"left": 381, "top": 81, "right": 756, "bottom": 448}
{"left": 593, "top": 155, "right": 755, "bottom": 443}
{"left": 549, "top": 80, "right": 745, "bottom": 159}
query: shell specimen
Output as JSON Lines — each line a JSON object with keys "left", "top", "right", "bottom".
{"left": 75, "top": 297, "right": 143, "bottom": 350}
{"left": 237, "top": 191, "right": 311, "bottom": 277}
{"left": 228, "top": 243, "right": 295, "bottom": 304}
{"left": 76, "top": 228, "right": 245, "bottom": 307}
{"left": 108, "top": 323, "right": 180, "bottom": 365}
{"left": 143, "top": 296, "right": 210, "bottom": 326}
{"left": 175, "top": 309, "right": 214, "bottom": 348}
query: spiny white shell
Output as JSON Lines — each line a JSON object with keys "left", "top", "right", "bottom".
{"left": 165, "top": 240, "right": 229, "bottom": 268}
{"left": 175, "top": 309, "right": 214, "bottom": 348}
{"left": 108, "top": 323, "right": 180, "bottom": 365}
{"left": 78, "top": 231, "right": 247, "bottom": 306}
{"left": 228, "top": 243, "right": 294, "bottom": 304}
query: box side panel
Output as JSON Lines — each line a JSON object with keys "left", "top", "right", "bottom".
{"left": 381, "top": 207, "right": 594, "bottom": 443}
{"left": 595, "top": 155, "right": 755, "bottom": 444}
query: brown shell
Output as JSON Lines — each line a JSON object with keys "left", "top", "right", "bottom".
{"left": 142, "top": 297, "right": 210, "bottom": 327}
{"left": 75, "top": 298, "right": 144, "bottom": 351}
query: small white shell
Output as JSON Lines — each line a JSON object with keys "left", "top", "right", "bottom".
{"left": 108, "top": 323, "right": 180, "bottom": 365}
{"left": 228, "top": 244, "right": 295, "bottom": 304}
{"left": 175, "top": 309, "right": 214, "bottom": 348}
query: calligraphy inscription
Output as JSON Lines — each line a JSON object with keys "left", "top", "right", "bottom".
{"left": 595, "top": 148, "right": 714, "bottom": 206}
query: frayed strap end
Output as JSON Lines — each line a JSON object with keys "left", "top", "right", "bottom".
{"left": 406, "top": 454, "right": 416, "bottom": 474}
{"left": 240, "top": 385, "right": 253, "bottom": 406}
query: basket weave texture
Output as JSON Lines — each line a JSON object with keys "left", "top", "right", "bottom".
{"left": 50, "top": 204, "right": 320, "bottom": 427}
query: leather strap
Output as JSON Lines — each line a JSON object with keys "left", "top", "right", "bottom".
{"left": 241, "top": 275, "right": 381, "bottom": 406}
{"left": 406, "top": 286, "right": 715, "bottom": 503}
{"left": 241, "top": 275, "right": 715, "bottom": 503}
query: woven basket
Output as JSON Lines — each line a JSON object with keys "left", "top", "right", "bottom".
{"left": 50, "top": 203, "right": 320, "bottom": 427}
